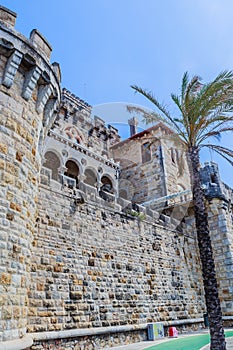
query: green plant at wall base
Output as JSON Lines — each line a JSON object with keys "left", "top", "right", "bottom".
{"left": 127, "top": 210, "right": 146, "bottom": 221}
{"left": 138, "top": 213, "right": 146, "bottom": 221}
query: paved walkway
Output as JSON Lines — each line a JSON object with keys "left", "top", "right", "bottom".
{"left": 109, "top": 334, "right": 199, "bottom": 350}
{"left": 109, "top": 333, "right": 233, "bottom": 350}
{"left": 200, "top": 336, "right": 233, "bottom": 350}
{"left": 109, "top": 338, "right": 171, "bottom": 350}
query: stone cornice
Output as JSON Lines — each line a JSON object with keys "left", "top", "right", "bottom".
{"left": 49, "top": 130, "right": 120, "bottom": 170}
{"left": 30, "top": 318, "right": 205, "bottom": 341}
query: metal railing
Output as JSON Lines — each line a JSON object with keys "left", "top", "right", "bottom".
{"left": 141, "top": 189, "right": 192, "bottom": 208}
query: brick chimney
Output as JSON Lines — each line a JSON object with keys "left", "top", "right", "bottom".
{"left": 128, "top": 117, "right": 138, "bottom": 136}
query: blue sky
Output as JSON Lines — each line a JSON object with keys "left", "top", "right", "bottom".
{"left": 1, "top": 0, "right": 233, "bottom": 186}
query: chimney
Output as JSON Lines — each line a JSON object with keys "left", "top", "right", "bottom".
{"left": 128, "top": 117, "right": 138, "bottom": 137}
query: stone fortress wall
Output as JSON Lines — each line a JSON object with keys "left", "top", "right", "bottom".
{"left": 0, "top": 5, "right": 60, "bottom": 346}
{"left": 0, "top": 6, "right": 233, "bottom": 350}
{"left": 28, "top": 176, "right": 205, "bottom": 349}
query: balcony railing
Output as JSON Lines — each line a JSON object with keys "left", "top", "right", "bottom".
{"left": 141, "top": 189, "right": 192, "bottom": 209}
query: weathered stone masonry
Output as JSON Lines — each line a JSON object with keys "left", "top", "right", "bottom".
{"left": 27, "top": 179, "right": 204, "bottom": 348}
{"left": 0, "top": 5, "right": 233, "bottom": 350}
{"left": 0, "top": 5, "right": 60, "bottom": 344}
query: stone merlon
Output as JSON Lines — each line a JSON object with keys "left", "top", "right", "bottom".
{"left": 0, "top": 5, "right": 17, "bottom": 28}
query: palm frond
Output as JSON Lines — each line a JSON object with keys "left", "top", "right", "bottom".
{"left": 193, "top": 70, "right": 233, "bottom": 122}
{"left": 180, "top": 75, "right": 202, "bottom": 144}
{"left": 131, "top": 85, "right": 172, "bottom": 120}
{"left": 199, "top": 127, "right": 233, "bottom": 143}
{"left": 196, "top": 116, "right": 233, "bottom": 144}
{"left": 130, "top": 70, "right": 233, "bottom": 153}
{"left": 201, "top": 144, "right": 233, "bottom": 166}
{"left": 204, "top": 144, "right": 233, "bottom": 157}
{"left": 181, "top": 72, "right": 189, "bottom": 101}
{"left": 126, "top": 105, "right": 175, "bottom": 129}
{"left": 200, "top": 116, "right": 233, "bottom": 137}
{"left": 131, "top": 85, "right": 188, "bottom": 142}
{"left": 182, "top": 70, "right": 233, "bottom": 138}
{"left": 171, "top": 93, "right": 182, "bottom": 113}
{"left": 184, "top": 75, "right": 200, "bottom": 109}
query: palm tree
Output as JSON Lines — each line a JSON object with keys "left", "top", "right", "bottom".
{"left": 129, "top": 71, "right": 233, "bottom": 350}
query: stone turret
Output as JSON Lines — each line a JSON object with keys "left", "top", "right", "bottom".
{"left": 0, "top": 5, "right": 61, "bottom": 344}
{"left": 200, "top": 162, "right": 233, "bottom": 319}
{"left": 200, "top": 161, "right": 226, "bottom": 200}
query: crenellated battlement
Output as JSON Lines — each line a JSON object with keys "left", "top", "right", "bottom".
{"left": 200, "top": 161, "right": 233, "bottom": 202}
{"left": 0, "top": 5, "right": 16, "bottom": 28}
{"left": 0, "top": 6, "right": 52, "bottom": 61}
{"left": 0, "top": 5, "right": 61, "bottom": 137}
{"left": 59, "top": 88, "right": 121, "bottom": 152}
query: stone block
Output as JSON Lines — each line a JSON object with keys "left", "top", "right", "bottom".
{"left": 0, "top": 5, "right": 16, "bottom": 28}
{"left": 0, "top": 143, "right": 8, "bottom": 154}
{"left": 2, "top": 306, "right": 12, "bottom": 319}
{"left": 5, "top": 118, "right": 17, "bottom": 132}
{"left": 30, "top": 29, "right": 52, "bottom": 60}
{"left": 70, "top": 291, "right": 83, "bottom": 300}
{"left": 0, "top": 272, "right": 11, "bottom": 284}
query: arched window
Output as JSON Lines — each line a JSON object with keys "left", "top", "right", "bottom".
{"left": 119, "top": 189, "right": 128, "bottom": 200}
{"left": 84, "top": 169, "right": 97, "bottom": 187}
{"left": 64, "top": 160, "right": 79, "bottom": 187}
{"left": 141, "top": 142, "right": 151, "bottom": 163}
{"left": 118, "top": 179, "right": 134, "bottom": 201}
{"left": 101, "top": 175, "right": 113, "bottom": 193}
{"left": 44, "top": 151, "right": 60, "bottom": 180}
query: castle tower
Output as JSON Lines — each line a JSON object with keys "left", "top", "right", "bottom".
{"left": 0, "top": 6, "right": 61, "bottom": 343}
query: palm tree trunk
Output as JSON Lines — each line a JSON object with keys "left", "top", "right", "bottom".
{"left": 188, "top": 146, "right": 226, "bottom": 350}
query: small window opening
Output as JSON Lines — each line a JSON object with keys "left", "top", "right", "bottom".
{"left": 141, "top": 142, "right": 151, "bottom": 163}
{"left": 171, "top": 148, "right": 176, "bottom": 164}
{"left": 210, "top": 174, "right": 217, "bottom": 184}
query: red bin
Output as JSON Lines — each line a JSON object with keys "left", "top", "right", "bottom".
{"left": 169, "top": 326, "right": 178, "bottom": 337}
